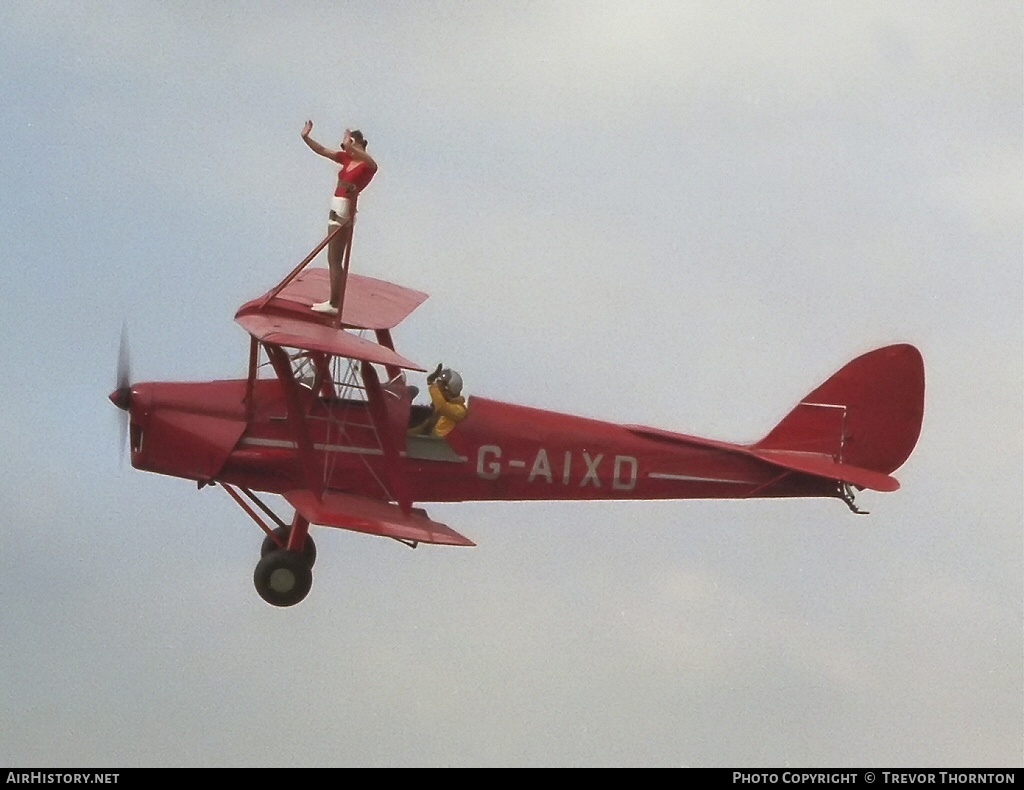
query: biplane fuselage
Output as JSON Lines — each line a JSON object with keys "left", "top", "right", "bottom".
{"left": 128, "top": 378, "right": 844, "bottom": 506}
{"left": 113, "top": 266, "right": 925, "bottom": 605}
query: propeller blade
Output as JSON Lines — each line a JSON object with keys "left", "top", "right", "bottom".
{"left": 118, "top": 407, "right": 129, "bottom": 463}
{"left": 112, "top": 324, "right": 132, "bottom": 464}
{"left": 117, "top": 323, "right": 131, "bottom": 393}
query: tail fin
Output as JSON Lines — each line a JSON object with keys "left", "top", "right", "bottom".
{"left": 754, "top": 344, "right": 925, "bottom": 476}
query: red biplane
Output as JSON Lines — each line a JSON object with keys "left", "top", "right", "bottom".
{"left": 111, "top": 233, "right": 925, "bottom": 606}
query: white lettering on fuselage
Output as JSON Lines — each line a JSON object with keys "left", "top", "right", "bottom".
{"left": 478, "top": 445, "right": 501, "bottom": 480}
{"left": 528, "top": 449, "right": 552, "bottom": 483}
{"left": 580, "top": 452, "right": 602, "bottom": 487}
{"left": 476, "top": 445, "right": 637, "bottom": 491}
{"left": 613, "top": 455, "right": 638, "bottom": 490}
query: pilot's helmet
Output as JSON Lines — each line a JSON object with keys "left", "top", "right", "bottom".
{"left": 438, "top": 368, "right": 463, "bottom": 397}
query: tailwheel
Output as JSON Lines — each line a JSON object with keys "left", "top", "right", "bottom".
{"left": 254, "top": 549, "right": 313, "bottom": 607}
{"left": 260, "top": 526, "right": 317, "bottom": 569}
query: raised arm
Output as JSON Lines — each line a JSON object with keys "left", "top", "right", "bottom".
{"left": 300, "top": 120, "right": 340, "bottom": 160}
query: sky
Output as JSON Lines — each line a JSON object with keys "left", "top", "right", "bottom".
{"left": 0, "top": 0, "right": 1021, "bottom": 768}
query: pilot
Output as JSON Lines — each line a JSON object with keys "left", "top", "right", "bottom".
{"left": 411, "top": 364, "right": 468, "bottom": 438}
{"left": 300, "top": 119, "right": 378, "bottom": 315}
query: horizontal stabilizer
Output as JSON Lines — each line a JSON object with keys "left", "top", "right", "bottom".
{"left": 284, "top": 490, "right": 475, "bottom": 547}
{"left": 750, "top": 450, "right": 900, "bottom": 492}
{"left": 626, "top": 424, "right": 900, "bottom": 492}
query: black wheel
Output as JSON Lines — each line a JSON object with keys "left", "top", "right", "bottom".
{"left": 254, "top": 549, "right": 313, "bottom": 607}
{"left": 261, "top": 526, "right": 316, "bottom": 569}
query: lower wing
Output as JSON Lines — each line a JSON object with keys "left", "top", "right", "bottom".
{"left": 284, "top": 489, "right": 475, "bottom": 546}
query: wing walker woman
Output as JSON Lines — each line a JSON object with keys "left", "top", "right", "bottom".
{"left": 300, "top": 119, "right": 378, "bottom": 315}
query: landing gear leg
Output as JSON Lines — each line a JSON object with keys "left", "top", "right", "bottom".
{"left": 260, "top": 515, "right": 317, "bottom": 569}
{"left": 219, "top": 484, "right": 320, "bottom": 606}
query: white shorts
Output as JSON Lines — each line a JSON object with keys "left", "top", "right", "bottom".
{"left": 328, "top": 195, "right": 353, "bottom": 226}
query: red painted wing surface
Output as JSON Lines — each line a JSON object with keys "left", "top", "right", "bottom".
{"left": 237, "top": 269, "right": 428, "bottom": 331}
{"left": 284, "top": 490, "right": 475, "bottom": 547}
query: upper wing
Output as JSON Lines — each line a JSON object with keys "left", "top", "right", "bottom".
{"left": 284, "top": 489, "right": 475, "bottom": 547}
{"left": 237, "top": 268, "right": 428, "bottom": 331}
{"left": 235, "top": 268, "right": 428, "bottom": 370}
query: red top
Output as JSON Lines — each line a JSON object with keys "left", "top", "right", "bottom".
{"left": 332, "top": 150, "right": 376, "bottom": 198}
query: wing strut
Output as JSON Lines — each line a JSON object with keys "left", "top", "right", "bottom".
{"left": 264, "top": 342, "right": 323, "bottom": 498}
{"left": 360, "top": 360, "right": 413, "bottom": 514}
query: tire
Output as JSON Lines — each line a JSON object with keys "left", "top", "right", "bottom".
{"left": 253, "top": 549, "right": 313, "bottom": 607}
{"left": 261, "top": 526, "right": 316, "bottom": 569}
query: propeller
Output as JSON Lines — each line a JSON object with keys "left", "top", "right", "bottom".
{"left": 110, "top": 324, "right": 132, "bottom": 460}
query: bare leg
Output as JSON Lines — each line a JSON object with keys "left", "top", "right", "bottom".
{"left": 326, "top": 221, "right": 351, "bottom": 307}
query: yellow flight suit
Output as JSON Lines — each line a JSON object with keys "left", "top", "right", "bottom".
{"left": 427, "top": 382, "right": 468, "bottom": 438}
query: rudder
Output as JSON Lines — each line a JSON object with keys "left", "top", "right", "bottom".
{"left": 754, "top": 344, "right": 925, "bottom": 475}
